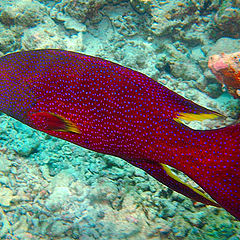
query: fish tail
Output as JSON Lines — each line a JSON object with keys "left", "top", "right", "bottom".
{"left": 194, "top": 123, "right": 240, "bottom": 220}
{"left": 170, "top": 100, "right": 239, "bottom": 219}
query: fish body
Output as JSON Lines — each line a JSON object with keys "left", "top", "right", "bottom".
{"left": 208, "top": 52, "right": 240, "bottom": 98}
{"left": 0, "top": 50, "right": 239, "bottom": 220}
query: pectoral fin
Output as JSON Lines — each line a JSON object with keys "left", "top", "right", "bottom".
{"left": 28, "top": 112, "right": 81, "bottom": 134}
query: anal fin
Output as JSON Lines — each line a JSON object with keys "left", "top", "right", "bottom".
{"left": 138, "top": 160, "right": 219, "bottom": 207}
{"left": 160, "top": 164, "right": 219, "bottom": 206}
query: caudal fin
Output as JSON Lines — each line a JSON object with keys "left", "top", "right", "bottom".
{"left": 189, "top": 123, "right": 240, "bottom": 220}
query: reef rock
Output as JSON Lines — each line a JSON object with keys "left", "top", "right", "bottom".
{"left": 212, "top": 0, "right": 240, "bottom": 38}
{"left": 0, "top": 187, "right": 13, "bottom": 207}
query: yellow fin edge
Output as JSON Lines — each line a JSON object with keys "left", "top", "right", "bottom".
{"left": 50, "top": 113, "right": 81, "bottom": 134}
{"left": 173, "top": 112, "right": 222, "bottom": 123}
{"left": 161, "top": 163, "right": 217, "bottom": 205}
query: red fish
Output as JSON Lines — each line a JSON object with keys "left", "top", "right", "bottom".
{"left": 0, "top": 49, "right": 239, "bottom": 220}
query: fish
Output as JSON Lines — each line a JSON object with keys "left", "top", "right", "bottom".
{"left": 0, "top": 49, "right": 239, "bottom": 220}
{"left": 208, "top": 51, "right": 240, "bottom": 98}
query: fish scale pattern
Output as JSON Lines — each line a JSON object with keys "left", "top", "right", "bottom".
{"left": 0, "top": 49, "right": 239, "bottom": 220}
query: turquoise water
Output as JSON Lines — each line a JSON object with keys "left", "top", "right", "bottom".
{"left": 0, "top": 0, "right": 239, "bottom": 239}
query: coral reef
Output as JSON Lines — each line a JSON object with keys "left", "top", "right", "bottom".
{"left": 147, "top": 1, "right": 200, "bottom": 37}
{"left": 211, "top": 0, "right": 240, "bottom": 38}
{"left": 0, "top": 0, "right": 47, "bottom": 27}
{"left": 50, "top": 0, "right": 125, "bottom": 24}
{"left": 130, "top": 0, "right": 151, "bottom": 14}
{"left": 0, "top": 137, "right": 239, "bottom": 239}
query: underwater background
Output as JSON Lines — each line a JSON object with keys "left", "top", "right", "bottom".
{"left": 0, "top": 0, "right": 239, "bottom": 239}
